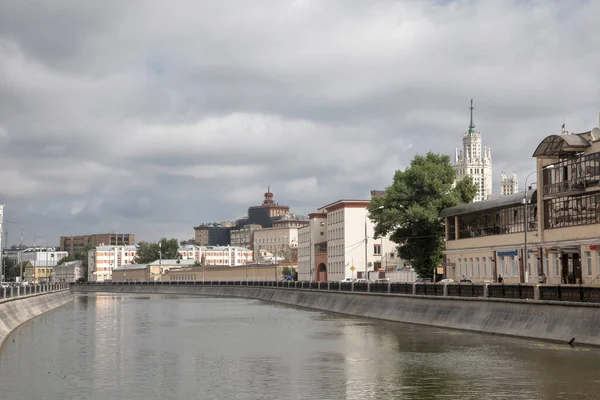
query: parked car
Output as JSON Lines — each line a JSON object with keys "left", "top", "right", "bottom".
{"left": 438, "top": 278, "right": 455, "bottom": 283}
{"left": 416, "top": 278, "right": 432, "bottom": 283}
{"left": 340, "top": 277, "right": 354, "bottom": 283}
{"left": 1, "top": 282, "right": 9, "bottom": 289}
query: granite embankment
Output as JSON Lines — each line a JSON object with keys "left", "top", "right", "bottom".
{"left": 73, "top": 284, "right": 600, "bottom": 347}
{"left": 0, "top": 290, "right": 75, "bottom": 350}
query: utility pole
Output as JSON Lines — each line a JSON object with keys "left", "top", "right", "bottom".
{"left": 19, "top": 229, "right": 23, "bottom": 282}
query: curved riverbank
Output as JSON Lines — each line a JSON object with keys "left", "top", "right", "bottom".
{"left": 73, "top": 284, "right": 600, "bottom": 347}
{"left": 0, "top": 290, "right": 75, "bottom": 350}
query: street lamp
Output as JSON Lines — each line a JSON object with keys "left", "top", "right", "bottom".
{"left": 365, "top": 206, "right": 384, "bottom": 280}
{"left": 523, "top": 165, "right": 554, "bottom": 283}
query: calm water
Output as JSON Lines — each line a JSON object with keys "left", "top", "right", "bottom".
{"left": 1, "top": 294, "right": 600, "bottom": 399}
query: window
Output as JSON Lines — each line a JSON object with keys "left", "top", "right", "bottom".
{"left": 373, "top": 244, "right": 381, "bottom": 255}
{"left": 585, "top": 251, "right": 592, "bottom": 277}
{"left": 554, "top": 256, "right": 560, "bottom": 277}
{"left": 489, "top": 257, "right": 494, "bottom": 277}
{"left": 500, "top": 256, "right": 506, "bottom": 276}
{"left": 475, "top": 257, "right": 480, "bottom": 277}
{"left": 457, "top": 258, "right": 462, "bottom": 276}
{"left": 469, "top": 258, "right": 473, "bottom": 276}
{"left": 482, "top": 257, "right": 486, "bottom": 277}
{"left": 456, "top": 203, "right": 537, "bottom": 239}
{"left": 544, "top": 192, "right": 600, "bottom": 229}
{"left": 544, "top": 254, "right": 549, "bottom": 276}
{"left": 512, "top": 256, "right": 518, "bottom": 277}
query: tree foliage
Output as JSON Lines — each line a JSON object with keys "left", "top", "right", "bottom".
{"left": 368, "top": 152, "right": 477, "bottom": 279}
{"left": 134, "top": 238, "right": 180, "bottom": 264}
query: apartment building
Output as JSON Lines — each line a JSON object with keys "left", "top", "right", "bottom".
{"left": 178, "top": 244, "right": 253, "bottom": 266}
{"left": 253, "top": 226, "right": 298, "bottom": 261}
{"left": 88, "top": 245, "right": 138, "bottom": 282}
{"left": 229, "top": 224, "right": 261, "bottom": 249}
{"left": 297, "top": 199, "right": 402, "bottom": 282}
{"left": 193, "top": 223, "right": 232, "bottom": 246}
{"left": 60, "top": 233, "right": 134, "bottom": 256}
{"left": 441, "top": 125, "right": 600, "bottom": 284}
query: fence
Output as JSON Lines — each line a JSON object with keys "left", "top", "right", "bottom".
{"left": 0, "top": 282, "right": 70, "bottom": 300}
{"left": 76, "top": 281, "right": 600, "bottom": 304}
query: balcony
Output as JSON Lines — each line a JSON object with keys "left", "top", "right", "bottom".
{"left": 543, "top": 179, "right": 587, "bottom": 198}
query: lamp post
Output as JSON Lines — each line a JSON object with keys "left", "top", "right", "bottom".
{"left": 365, "top": 206, "right": 384, "bottom": 281}
{"left": 523, "top": 165, "right": 554, "bottom": 283}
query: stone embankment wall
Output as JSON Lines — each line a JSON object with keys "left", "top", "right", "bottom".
{"left": 0, "top": 290, "right": 74, "bottom": 350}
{"left": 73, "top": 285, "right": 600, "bottom": 347}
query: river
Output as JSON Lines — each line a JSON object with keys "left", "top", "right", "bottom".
{"left": 1, "top": 293, "right": 600, "bottom": 399}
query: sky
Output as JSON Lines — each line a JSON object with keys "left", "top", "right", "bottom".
{"left": 1, "top": 0, "right": 599, "bottom": 246}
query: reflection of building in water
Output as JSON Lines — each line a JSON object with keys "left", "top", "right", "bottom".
{"left": 442, "top": 125, "right": 600, "bottom": 285}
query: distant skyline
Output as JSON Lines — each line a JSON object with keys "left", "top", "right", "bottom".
{"left": 1, "top": 0, "right": 600, "bottom": 245}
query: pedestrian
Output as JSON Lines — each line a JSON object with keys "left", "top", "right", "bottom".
{"left": 497, "top": 275, "right": 504, "bottom": 283}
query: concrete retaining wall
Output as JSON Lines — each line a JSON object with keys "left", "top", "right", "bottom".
{"left": 73, "top": 284, "right": 600, "bottom": 347}
{"left": 0, "top": 290, "right": 75, "bottom": 350}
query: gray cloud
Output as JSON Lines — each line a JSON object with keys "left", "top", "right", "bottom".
{"left": 1, "top": 0, "right": 599, "bottom": 245}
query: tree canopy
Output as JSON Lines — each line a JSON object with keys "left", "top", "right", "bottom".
{"left": 367, "top": 152, "right": 477, "bottom": 279}
{"left": 134, "top": 237, "right": 180, "bottom": 264}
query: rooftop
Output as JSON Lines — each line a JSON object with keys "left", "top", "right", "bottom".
{"left": 532, "top": 132, "right": 594, "bottom": 157}
{"left": 113, "top": 264, "right": 148, "bottom": 271}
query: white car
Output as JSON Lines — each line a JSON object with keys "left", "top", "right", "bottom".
{"left": 1, "top": 282, "right": 10, "bottom": 289}
{"left": 438, "top": 278, "right": 455, "bottom": 284}
{"left": 340, "top": 277, "right": 354, "bottom": 283}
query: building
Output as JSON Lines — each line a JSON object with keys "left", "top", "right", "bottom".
{"left": 454, "top": 100, "right": 493, "bottom": 202}
{"left": 165, "top": 264, "right": 284, "bottom": 282}
{"left": 247, "top": 187, "right": 290, "bottom": 228}
{"left": 441, "top": 125, "right": 600, "bottom": 285}
{"left": 87, "top": 245, "right": 138, "bottom": 282}
{"left": 178, "top": 244, "right": 254, "bottom": 266}
{"left": 54, "top": 260, "right": 84, "bottom": 283}
{"left": 500, "top": 171, "right": 519, "bottom": 196}
{"left": 297, "top": 199, "right": 404, "bottom": 282}
{"left": 253, "top": 226, "right": 298, "bottom": 261}
{"left": 272, "top": 219, "right": 309, "bottom": 229}
{"left": 20, "top": 247, "right": 68, "bottom": 267}
{"left": 193, "top": 223, "right": 232, "bottom": 246}
{"left": 60, "top": 233, "right": 135, "bottom": 256}
{"left": 23, "top": 261, "right": 55, "bottom": 284}
{"left": 230, "top": 224, "right": 262, "bottom": 249}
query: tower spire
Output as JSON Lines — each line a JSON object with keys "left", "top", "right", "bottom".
{"left": 468, "top": 99, "right": 476, "bottom": 134}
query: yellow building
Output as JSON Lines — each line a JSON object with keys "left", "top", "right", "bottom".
{"left": 442, "top": 127, "right": 600, "bottom": 285}
{"left": 23, "top": 261, "right": 54, "bottom": 284}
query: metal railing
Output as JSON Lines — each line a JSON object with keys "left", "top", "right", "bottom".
{"left": 0, "top": 282, "right": 70, "bottom": 300}
{"left": 73, "top": 281, "right": 600, "bottom": 304}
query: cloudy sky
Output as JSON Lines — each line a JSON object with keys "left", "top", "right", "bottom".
{"left": 1, "top": 0, "right": 599, "bottom": 246}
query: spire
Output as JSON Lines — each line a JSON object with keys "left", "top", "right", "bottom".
{"left": 468, "top": 99, "right": 476, "bottom": 135}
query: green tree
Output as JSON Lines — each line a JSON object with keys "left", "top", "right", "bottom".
{"left": 134, "top": 238, "right": 180, "bottom": 264}
{"left": 368, "top": 152, "right": 477, "bottom": 279}
{"left": 57, "top": 255, "right": 77, "bottom": 265}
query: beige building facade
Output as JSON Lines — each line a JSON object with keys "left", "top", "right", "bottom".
{"left": 442, "top": 127, "right": 600, "bottom": 285}
{"left": 165, "top": 264, "right": 284, "bottom": 282}
{"left": 253, "top": 226, "right": 298, "bottom": 260}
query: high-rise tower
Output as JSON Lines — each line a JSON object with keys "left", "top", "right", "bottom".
{"left": 454, "top": 100, "right": 493, "bottom": 202}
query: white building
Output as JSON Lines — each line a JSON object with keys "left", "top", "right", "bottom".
{"left": 20, "top": 247, "right": 68, "bottom": 267}
{"left": 88, "top": 245, "right": 138, "bottom": 282}
{"left": 500, "top": 171, "right": 519, "bottom": 196}
{"left": 298, "top": 200, "right": 405, "bottom": 282}
{"left": 54, "top": 260, "right": 84, "bottom": 283}
{"left": 454, "top": 99, "right": 493, "bottom": 202}
{"left": 253, "top": 226, "right": 298, "bottom": 261}
{"left": 178, "top": 244, "right": 253, "bottom": 266}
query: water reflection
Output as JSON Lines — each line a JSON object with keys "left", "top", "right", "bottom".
{"left": 1, "top": 293, "right": 600, "bottom": 400}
